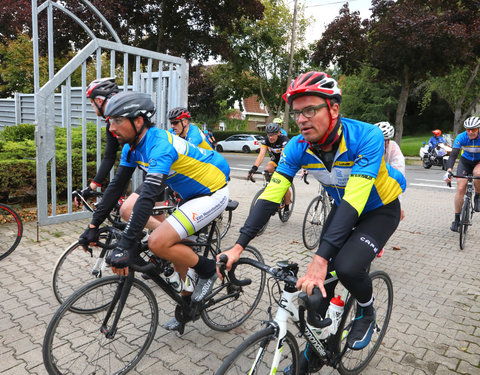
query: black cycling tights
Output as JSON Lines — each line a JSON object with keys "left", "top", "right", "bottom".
{"left": 319, "top": 199, "right": 401, "bottom": 315}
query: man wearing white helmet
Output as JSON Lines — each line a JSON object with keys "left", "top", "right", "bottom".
{"left": 444, "top": 116, "right": 480, "bottom": 231}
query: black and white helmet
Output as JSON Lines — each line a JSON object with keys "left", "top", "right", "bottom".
{"left": 463, "top": 116, "right": 480, "bottom": 129}
{"left": 105, "top": 91, "right": 155, "bottom": 119}
{"left": 374, "top": 121, "right": 394, "bottom": 140}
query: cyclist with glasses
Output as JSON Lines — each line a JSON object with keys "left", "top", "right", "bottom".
{"left": 218, "top": 71, "right": 406, "bottom": 374}
{"left": 248, "top": 122, "right": 291, "bottom": 212}
{"left": 79, "top": 91, "right": 230, "bottom": 330}
{"left": 74, "top": 77, "right": 120, "bottom": 206}
{"left": 168, "top": 107, "right": 213, "bottom": 151}
{"left": 444, "top": 116, "right": 480, "bottom": 231}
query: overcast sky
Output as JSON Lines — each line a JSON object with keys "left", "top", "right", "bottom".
{"left": 302, "top": 0, "right": 373, "bottom": 45}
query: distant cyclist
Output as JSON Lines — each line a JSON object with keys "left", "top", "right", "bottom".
{"left": 444, "top": 116, "right": 480, "bottom": 232}
{"left": 273, "top": 117, "right": 288, "bottom": 136}
{"left": 168, "top": 107, "right": 213, "bottom": 150}
{"left": 74, "top": 77, "right": 120, "bottom": 206}
{"left": 248, "top": 122, "right": 291, "bottom": 213}
{"left": 219, "top": 71, "right": 406, "bottom": 374}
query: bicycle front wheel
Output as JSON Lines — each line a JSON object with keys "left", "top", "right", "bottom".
{"left": 459, "top": 198, "right": 471, "bottom": 250}
{"left": 51, "top": 238, "right": 115, "bottom": 308}
{"left": 216, "top": 326, "right": 299, "bottom": 375}
{"left": 302, "top": 194, "right": 325, "bottom": 250}
{"left": 250, "top": 188, "right": 268, "bottom": 236}
{"left": 43, "top": 276, "right": 158, "bottom": 375}
{"left": 0, "top": 203, "right": 23, "bottom": 260}
{"left": 337, "top": 270, "right": 393, "bottom": 375}
{"left": 201, "top": 245, "right": 266, "bottom": 331}
{"left": 279, "top": 183, "right": 295, "bottom": 222}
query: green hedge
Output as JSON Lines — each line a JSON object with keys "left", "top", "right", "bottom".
{"left": 0, "top": 123, "right": 103, "bottom": 203}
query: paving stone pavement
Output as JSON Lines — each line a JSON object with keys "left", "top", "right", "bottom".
{"left": 1, "top": 170, "right": 480, "bottom": 374}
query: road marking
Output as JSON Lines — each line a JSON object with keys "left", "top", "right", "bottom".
{"left": 409, "top": 183, "right": 455, "bottom": 190}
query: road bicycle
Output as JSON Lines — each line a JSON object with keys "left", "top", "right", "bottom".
{"left": 217, "top": 199, "right": 238, "bottom": 238}
{"left": 216, "top": 255, "right": 393, "bottom": 375}
{"left": 248, "top": 171, "right": 296, "bottom": 236}
{"left": 450, "top": 174, "right": 480, "bottom": 250}
{"left": 43, "top": 218, "right": 266, "bottom": 374}
{"left": 301, "top": 178, "right": 333, "bottom": 250}
{"left": 0, "top": 203, "right": 23, "bottom": 260}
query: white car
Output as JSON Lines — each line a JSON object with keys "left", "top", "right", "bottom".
{"left": 216, "top": 134, "right": 264, "bottom": 153}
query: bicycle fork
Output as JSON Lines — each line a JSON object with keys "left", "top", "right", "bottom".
{"left": 100, "top": 273, "right": 134, "bottom": 339}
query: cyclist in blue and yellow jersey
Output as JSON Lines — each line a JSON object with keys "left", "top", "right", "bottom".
{"left": 218, "top": 71, "right": 406, "bottom": 374}
{"left": 273, "top": 117, "right": 288, "bottom": 136}
{"left": 168, "top": 107, "right": 213, "bottom": 151}
{"left": 444, "top": 116, "right": 480, "bottom": 231}
{"left": 79, "top": 92, "right": 230, "bottom": 331}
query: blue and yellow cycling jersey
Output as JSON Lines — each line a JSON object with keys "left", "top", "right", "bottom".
{"left": 277, "top": 118, "right": 406, "bottom": 215}
{"left": 168, "top": 123, "right": 213, "bottom": 150}
{"left": 452, "top": 131, "right": 480, "bottom": 162}
{"left": 120, "top": 127, "right": 229, "bottom": 200}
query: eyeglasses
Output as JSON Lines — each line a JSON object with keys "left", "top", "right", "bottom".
{"left": 108, "top": 116, "right": 126, "bottom": 125}
{"left": 170, "top": 120, "right": 180, "bottom": 126}
{"left": 290, "top": 103, "right": 328, "bottom": 121}
{"left": 466, "top": 128, "right": 478, "bottom": 132}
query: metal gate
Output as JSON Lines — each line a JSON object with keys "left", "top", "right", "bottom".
{"left": 33, "top": 1, "right": 188, "bottom": 225}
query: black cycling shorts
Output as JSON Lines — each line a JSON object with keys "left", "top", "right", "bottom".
{"left": 318, "top": 199, "right": 401, "bottom": 315}
{"left": 457, "top": 157, "right": 480, "bottom": 177}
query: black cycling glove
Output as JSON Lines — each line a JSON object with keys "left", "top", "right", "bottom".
{"left": 106, "top": 247, "right": 131, "bottom": 268}
{"left": 80, "top": 185, "right": 95, "bottom": 199}
{"left": 248, "top": 165, "right": 258, "bottom": 180}
{"left": 79, "top": 226, "right": 99, "bottom": 246}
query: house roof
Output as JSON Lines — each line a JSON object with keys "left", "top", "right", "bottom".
{"left": 243, "top": 95, "right": 268, "bottom": 116}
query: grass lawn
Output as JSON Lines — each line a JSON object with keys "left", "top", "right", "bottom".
{"left": 400, "top": 134, "right": 430, "bottom": 157}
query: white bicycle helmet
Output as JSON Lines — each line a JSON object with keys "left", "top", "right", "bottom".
{"left": 463, "top": 116, "right": 480, "bottom": 129}
{"left": 374, "top": 121, "right": 394, "bottom": 140}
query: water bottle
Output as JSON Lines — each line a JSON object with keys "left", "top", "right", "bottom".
{"left": 183, "top": 268, "right": 199, "bottom": 293}
{"left": 326, "top": 295, "right": 344, "bottom": 335}
{"left": 164, "top": 267, "right": 183, "bottom": 293}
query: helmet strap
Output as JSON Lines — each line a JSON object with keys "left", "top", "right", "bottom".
{"left": 126, "top": 117, "right": 147, "bottom": 162}
{"left": 93, "top": 99, "right": 106, "bottom": 118}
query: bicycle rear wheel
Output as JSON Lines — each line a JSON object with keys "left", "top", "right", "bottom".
{"left": 43, "top": 276, "right": 158, "bottom": 375}
{"left": 0, "top": 203, "right": 23, "bottom": 260}
{"left": 279, "top": 183, "right": 295, "bottom": 222}
{"left": 250, "top": 188, "right": 268, "bottom": 236}
{"left": 459, "top": 198, "right": 471, "bottom": 250}
{"left": 302, "top": 195, "right": 325, "bottom": 250}
{"left": 201, "top": 245, "right": 266, "bottom": 331}
{"left": 215, "top": 327, "right": 299, "bottom": 375}
{"left": 217, "top": 210, "right": 233, "bottom": 239}
{"left": 336, "top": 270, "right": 393, "bottom": 375}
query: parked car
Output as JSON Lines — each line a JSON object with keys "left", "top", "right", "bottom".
{"left": 216, "top": 134, "right": 263, "bottom": 153}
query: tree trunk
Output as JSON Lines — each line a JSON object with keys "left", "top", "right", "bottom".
{"left": 394, "top": 65, "right": 410, "bottom": 145}
{"left": 452, "top": 61, "right": 480, "bottom": 136}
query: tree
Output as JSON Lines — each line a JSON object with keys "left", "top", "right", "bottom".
{"left": 420, "top": 61, "right": 480, "bottom": 135}
{"left": 188, "top": 64, "right": 220, "bottom": 126}
{"left": 312, "top": 0, "right": 478, "bottom": 143}
{"left": 209, "top": 0, "right": 311, "bottom": 121}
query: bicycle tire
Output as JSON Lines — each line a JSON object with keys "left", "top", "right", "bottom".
{"left": 336, "top": 270, "right": 393, "bottom": 375}
{"left": 51, "top": 229, "right": 121, "bottom": 310}
{"left": 279, "top": 183, "right": 295, "bottom": 222}
{"left": 201, "top": 245, "right": 266, "bottom": 332}
{"left": 302, "top": 195, "right": 325, "bottom": 250}
{"left": 217, "top": 210, "right": 233, "bottom": 239}
{"left": 459, "top": 198, "right": 471, "bottom": 250}
{"left": 250, "top": 188, "right": 268, "bottom": 236}
{"left": 0, "top": 203, "right": 23, "bottom": 260}
{"left": 215, "top": 326, "right": 299, "bottom": 375}
{"left": 43, "top": 275, "right": 158, "bottom": 375}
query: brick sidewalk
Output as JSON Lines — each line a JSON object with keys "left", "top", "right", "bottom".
{"left": 1, "top": 174, "right": 479, "bottom": 374}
